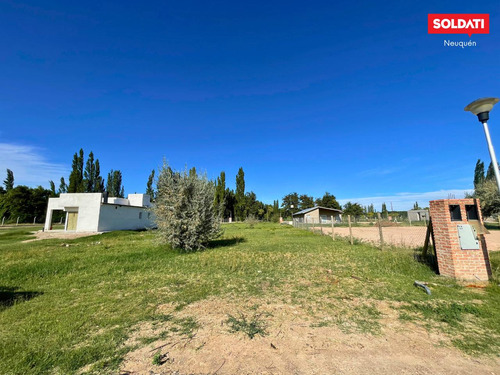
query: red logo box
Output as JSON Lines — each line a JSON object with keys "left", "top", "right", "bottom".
{"left": 428, "top": 14, "right": 489, "bottom": 37}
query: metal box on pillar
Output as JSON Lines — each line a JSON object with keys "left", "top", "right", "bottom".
{"left": 429, "top": 199, "right": 492, "bottom": 281}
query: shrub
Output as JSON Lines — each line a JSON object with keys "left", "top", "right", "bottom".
{"left": 153, "top": 162, "right": 222, "bottom": 251}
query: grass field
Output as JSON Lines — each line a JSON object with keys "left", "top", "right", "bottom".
{"left": 0, "top": 223, "right": 499, "bottom": 374}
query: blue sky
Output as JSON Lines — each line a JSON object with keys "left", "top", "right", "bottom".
{"left": 1, "top": 0, "right": 499, "bottom": 210}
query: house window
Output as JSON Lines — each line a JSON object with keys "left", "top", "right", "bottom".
{"left": 147, "top": 212, "right": 151, "bottom": 219}
{"left": 139, "top": 212, "right": 142, "bottom": 219}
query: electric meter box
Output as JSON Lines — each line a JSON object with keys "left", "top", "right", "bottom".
{"left": 429, "top": 199, "right": 491, "bottom": 281}
{"left": 456, "top": 224, "right": 480, "bottom": 250}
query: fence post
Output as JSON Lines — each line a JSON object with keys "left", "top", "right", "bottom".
{"left": 16, "top": 217, "right": 20, "bottom": 226}
{"left": 377, "top": 213, "right": 384, "bottom": 249}
{"left": 33, "top": 217, "right": 36, "bottom": 225}
{"left": 320, "top": 218, "right": 323, "bottom": 235}
{"left": 331, "top": 215, "right": 334, "bottom": 240}
{"left": 348, "top": 215, "right": 353, "bottom": 245}
{"left": 1, "top": 217, "right": 4, "bottom": 226}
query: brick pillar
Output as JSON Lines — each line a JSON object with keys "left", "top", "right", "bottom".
{"left": 429, "top": 199, "right": 491, "bottom": 281}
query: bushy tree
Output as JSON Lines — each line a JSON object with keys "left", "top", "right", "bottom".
{"left": 315, "top": 192, "right": 341, "bottom": 209}
{"left": 299, "top": 194, "right": 314, "bottom": 210}
{"left": 0, "top": 185, "right": 51, "bottom": 223}
{"left": 474, "top": 179, "right": 500, "bottom": 218}
{"left": 282, "top": 192, "right": 299, "bottom": 218}
{"left": 153, "top": 163, "right": 222, "bottom": 251}
{"left": 343, "top": 202, "right": 363, "bottom": 217}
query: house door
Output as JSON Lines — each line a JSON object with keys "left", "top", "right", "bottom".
{"left": 67, "top": 212, "right": 78, "bottom": 231}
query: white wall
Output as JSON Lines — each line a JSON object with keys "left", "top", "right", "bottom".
{"left": 128, "top": 194, "right": 151, "bottom": 207}
{"left": 44, "top": 193, "right": 102, "bottom": 232}
{"left": 98, "top": 204, "right": 154, "bottom": 232}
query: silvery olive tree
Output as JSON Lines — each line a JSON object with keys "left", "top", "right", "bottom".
{"left": 153, "top": 162, "right": 222, "bottom": 251}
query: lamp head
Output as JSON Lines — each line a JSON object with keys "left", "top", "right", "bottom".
{"left": 465, "top": 97, "right": 499, "bottom": 123}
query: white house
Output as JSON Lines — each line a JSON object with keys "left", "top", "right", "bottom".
{"left": 44, "top": 193, "right": 154, "bottom": 232}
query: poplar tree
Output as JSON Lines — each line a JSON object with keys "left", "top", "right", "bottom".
{"left": 3, "top": 169, "right": 14, "bottom": 191}
{"left": 59, "top": 177, "right": 68, "bottom": 194}
{"left": 235, "top": 167, "right": 246, "bottom": 221}
{"left": 49, "top": 180, "right": 57, "bottom": 196}
{"left": 473, "top": 159, "right": 485, "bottom": 187}
{"left": 213, "top": 171, "right": 226, "bottom": 215}
{"left": 83, "top": 151, "right": 104, "bottom": 193}
{"left": 146, "top": 169, "right": 155, "bottom": 200}
{"left": 68, "top": 149, "right": 85, "bottom": 193}
{"left": 381, "top": 202, "right": 388, "bottom": 218}
{"left": 106, "top": 170, "right": 125, "bottom": 198}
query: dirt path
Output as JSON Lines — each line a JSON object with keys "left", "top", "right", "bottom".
{"left": 314, "top": 226, "right": 500, "bottom": 251}
{"left": 120, "top": 298, "right": 499, "bottom": 375}
{"left": 22, "top": 230, "right": 102, "bottom": 242}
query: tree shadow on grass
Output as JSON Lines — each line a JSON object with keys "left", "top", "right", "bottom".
{"left": 0, "top": 287, "right": 43, "bottom": 312}
{"left": 206, "top": 236, "right": 246, "bottom": 249}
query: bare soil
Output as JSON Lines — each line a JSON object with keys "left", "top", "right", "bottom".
{"left": 119, "top": 298, "right": 499, "bottom": 375}
{"left": 318, "top": 226, "right": 500, "bottom": 251}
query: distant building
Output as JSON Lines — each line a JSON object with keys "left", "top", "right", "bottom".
{"left": 407, "top": 209, "right": 429, "bottom": 222}
{"left": 292, "top": 206, "right": 343, "bottom": 224}
{"left": 44, "top": 193, "right": 154, "bottom": 232}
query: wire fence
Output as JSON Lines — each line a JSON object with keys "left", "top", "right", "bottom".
{"left": 293, "top": 214, "right": 428, "bottom": 250}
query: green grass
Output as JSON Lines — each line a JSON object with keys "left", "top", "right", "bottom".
{"left": 0, "top": 223, "right": 499, "bottom": 374}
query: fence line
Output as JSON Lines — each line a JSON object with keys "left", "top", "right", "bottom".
{"left": 293, "top": 215, "right": 428, "bottom": 249}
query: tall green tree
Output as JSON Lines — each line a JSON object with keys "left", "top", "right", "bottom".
{"left": 49, "top": 180, "right": 57, "bottom": 196}
{"left": 59, "top": 177, "right": 68, "bottom": 194}
{"left": 106, "top": 170, "right": 125, "bottom": 198}
{"left": 213, "top": 171, "right": 226, "bottom": 216}
{"left": 381, "top": 202, "right": 388, "bottom": 218}
{"left": 0, "top": 185, "right": 51, "bottom": 223}
{"left": 485, "top": 162, "right": 500, "bottom": 182}
{"left": 343, "top": 202, "right": 364, "bottom": 217}
{"left": 4, "top": 169, "right": 14, "bottom": 191}
{"left": 299, "top": 194, "right": 314, "bottom": 210}
{"left": 315, "top": 192, "right": 341, "bottom": 209}
{"left": 235, "top": 167, "right": 246, "bottom": 221}
{"left": 146, "top": 169, "right": 155, "bottom": 199}
{"left": 83, "top": 151, "right": 105, "bottom": 193}
{"left": 68, "top": 149, "right": 85, "bottom": 193}
{"left": 474, "top": 159, "right": 486, "bottom": 188}
{"left": 281, "top": 192, "right": 299, "bottom": 218}
{"left": 413, "top": 201, "right": 421, "bottom": 210}
{"left": 224, "top": 188, "right": 236, "bottom": 220}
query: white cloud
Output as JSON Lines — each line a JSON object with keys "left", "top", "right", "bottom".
{"left": 0, "top": 143, "right": 69, "bottom": 188}
{"left": 338, "top": 189, "right": 473, "bottom": 211}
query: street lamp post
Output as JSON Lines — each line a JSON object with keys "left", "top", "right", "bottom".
{"left": 290, "top": 204, "right": 294, "bottom": 225}
{"left": 465, "top": 97, "right": 500, "bottom": 191}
